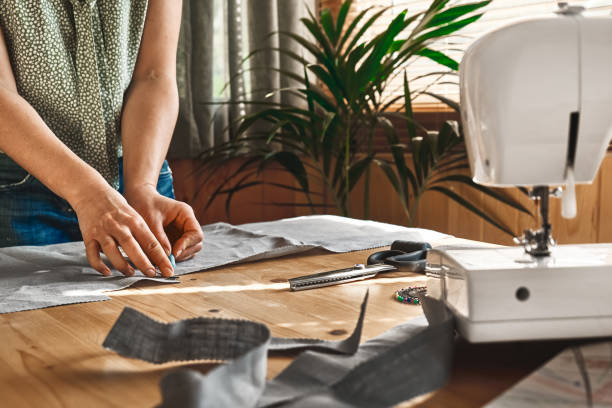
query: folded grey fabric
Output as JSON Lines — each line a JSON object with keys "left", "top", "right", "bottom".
{"left": 238, "top": 216, "right": 446, "bottom": 254}
{"left": 104, "top": 291, "right": 368, "bottom": 364}
{"left": 103, "top": 292, "right": 455, "bottom": 408}
{"left": 0, "top": 215, "right": 448, "bottom": 313}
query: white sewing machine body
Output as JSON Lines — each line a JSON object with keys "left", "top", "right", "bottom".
{"left": 460, "top": 11, "right": 612, "bottom": 187}
{"left": 431, "top": 7, "right": 612, "bottom": 343}
{"left": 427, "top": 245, "right": 612, "bottom": 342}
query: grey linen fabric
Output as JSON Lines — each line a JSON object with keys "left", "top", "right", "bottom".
{"left": 104, "top": 292, "right": 455, "bottom": 408}
{"left": 0, "top": 215, "right": 448, "bottom": 314}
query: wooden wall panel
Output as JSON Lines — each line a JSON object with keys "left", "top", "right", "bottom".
{"left": 353, "top": 164, "right": 409, "bottom": 225}
{"left": 169, "top": 152, "right": 612, "bottom": 245}
{"left": 446, "top": 182, "right": 484, "bottom": 241}
{"left": 481, "top": 189, "right": 519, "bottom": 246}
{"left": 598, "top": 157, "right": 612, "bottom": 242}
{"left": 413, "top": 189, "right": 449, "bottom": 234}
{"left": 550, "top": 173, "right": 601, "bottom": 244}
{"left": 169, "top": 159, "right": 297, "bottom": 225}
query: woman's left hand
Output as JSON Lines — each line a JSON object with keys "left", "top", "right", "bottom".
{"left": 126, "top": 185, "right": 204, "bottom": 262}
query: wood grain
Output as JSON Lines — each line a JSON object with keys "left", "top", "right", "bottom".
{"left": 1, "top": 237, "right": 570, "bottom": 407}
{"left": 172, "top": 152, "right": 612, "bottom": 246}
{"left": 598, "top": 156, "right": 612, "bottom": 243}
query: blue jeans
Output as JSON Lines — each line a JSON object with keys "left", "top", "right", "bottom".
{"left": 0, "top": 155, "right": 175, "bottom": 247}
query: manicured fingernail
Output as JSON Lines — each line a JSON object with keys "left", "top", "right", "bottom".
{"left": 161, "top": 267, "right": 174, "bottom": 277}
{"left": 146, "top": 268, "right": 156, "bottom": 277}
{"left": 127, "top": 266, "right": 135, "bottom": 277}
{"left": 169, "top": 254, "right": 176, "bottom": 268}
{"left": 176, "top": 249, "right": 182, "bottom": 258}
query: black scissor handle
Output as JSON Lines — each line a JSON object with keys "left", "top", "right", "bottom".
{"left": 366, "top": 250, "right": 405, "bottom": 264}
{"left": 366, "top": 241, "right": 431, "bottom": 273}
{"left": 390, "top": 240, "right": 432, "bottom": 253}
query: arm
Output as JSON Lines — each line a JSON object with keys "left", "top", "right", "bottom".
{"left": 0, "top": 28, "right": 104, "bottom": 210}
{"left": 122, "top": 0, "right": 180, "bottom": 195}
{"left": 0, "top": 27, "right": 173, "bottom": 277}
{"left": 121, "top": 0, "right": 203, "bottom": 261}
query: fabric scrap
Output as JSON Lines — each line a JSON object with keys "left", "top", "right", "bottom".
{"left": 103, "top": 293, "right": 455, "bottom": 408}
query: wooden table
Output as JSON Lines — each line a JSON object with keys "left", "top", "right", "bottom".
{"left": 0, "top": 237, "right": 569, "bottom": 407}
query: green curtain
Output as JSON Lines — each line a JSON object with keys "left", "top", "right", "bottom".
{"left": 169, "top": 0, "right": 313, "bottom": 159}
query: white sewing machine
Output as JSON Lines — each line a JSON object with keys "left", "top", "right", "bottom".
{"left": 427, "top": 4, "right": 612, "bottom": 342}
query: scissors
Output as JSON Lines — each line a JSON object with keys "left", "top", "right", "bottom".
{"left": 288, "top": 241, "right": 432, "bottom": 291}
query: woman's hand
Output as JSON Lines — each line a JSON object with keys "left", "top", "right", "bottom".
{"left": 72, "top": 184, "right": 175, "bottom": 277}
{"left": 125, "top": 184, "right": 204, "bottom": 262}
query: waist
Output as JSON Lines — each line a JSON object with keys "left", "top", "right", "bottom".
{"left": 0, "top": 154, "right": 150, "bottom": 193}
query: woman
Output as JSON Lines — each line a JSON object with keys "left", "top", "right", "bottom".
{"left": 0, "top": 0, "right": 203, "bottom": 277}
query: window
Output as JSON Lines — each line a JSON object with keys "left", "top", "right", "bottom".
{"left": 321, "top": 0, "right": 612, "bottom": 109}
{"left": 212, "top": 0, "right": 250, "bottom": 102}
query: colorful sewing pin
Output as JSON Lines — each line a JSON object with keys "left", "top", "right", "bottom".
{"left": 394, "top": 286, "right": 427, "bottom": 305}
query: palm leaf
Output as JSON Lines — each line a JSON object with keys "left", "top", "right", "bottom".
{"left": 417, "top": 48, "right": 459, "bottom": 71}
{"left": 374, "top": 158, "right": 409, "bottom": 210}
{"left": 320, "top": 8, "right": 337, "bottom": 45}
{"left": 265, "top": 181, "right": 323, "bottom": 196}
{"left": 298, "top": 87, "right": 337, "bottom": 112}
{"left": 308, "top": 64, "right": 347, "bottom": 106}
{"left": 432, "top": 174, "right": 533, "bottom": 216}
{"left": 428, "top": 186, "right": 516, "bottom": 236}
{"left": 205, "top": 160, "right": 262, "bottom": 210}
{"left": 337, "top": 6, "right": 374, "bottom": 53}
{"left": 347, "top": 154, "right": 375, "bottom": 192}
{"left": 423, "top": 92, "right": 460, "bottom": 112}
{"left": 260, "top": 202, "right": 336, "bottom": 208}
{"left": 342, "top": 7, "right": 390, "bottom": 58}
{"left": 321, "top": 113, "right": 339, "bottom": 176}
{"left": 221, "top": 174, "right": 261, "bottom": 216}
{"left": 403, "top": 71, "right": 417, "bottom": 140}
{"left": 335, "top": 0, "right": 352, "bottom": 38}
{"left": 301, "top": 13, "right": 336, "bottom": 61}
{"left": 378, "top": 116, "right": 418, "bottom": 195}
{"left": 415, "top": 14, "right": 484, "bottom": 44}
{"left": 434, "top": 154, "right": 469, "bottom": 172}
{"left": 426, "top": 1, "right": 491, "bottom": 28}
{"left": 260, "top": 151, "right": 309, "bottom": 193}
{"left": 355, "top": 11, "right": 408, "bottom": 90}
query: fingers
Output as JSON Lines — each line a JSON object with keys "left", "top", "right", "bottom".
{"left": 129, "top": 221, "right": 174, "bottom": 277}
{"left": 85, "top": 237, "right": 142, "bottom": 277}
{"left": 99, "top": 237, "right": 135, "bottom": 276}
{"left": 86, "top": 216, "right": 173, "bottom": 277}
{"left": 113, "top": 232, "right": 157, "bottom": 277}
{"left": 172, "top": 230, "right": 199, "bottom": 259}
{"left": 86, "top": 232, "right": 171, "bottom": 277}
{"left": 175, "top": 241, "right": 202, "bottom": 262}
{"left": 85, "top": 240, "right": 111, "bottom": 276}
{"left": 78, "top": 187, "right": 177, "bottom": 277}
{"left": 150, "top": 220, "right": 172, "bottom": 256}
{"left": 171, "top": 206, "right": 204, "bottom": 261}
{"left": 173, "top": 228, "right": 204, "bottom": 261}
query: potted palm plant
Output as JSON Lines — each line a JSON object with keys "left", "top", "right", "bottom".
{"left": 197, "top": 0, "right": 531, "bottom": 236}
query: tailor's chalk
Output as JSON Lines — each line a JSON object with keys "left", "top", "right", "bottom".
{"left": 169, "top": 253, "right": 176, "bottom": 268}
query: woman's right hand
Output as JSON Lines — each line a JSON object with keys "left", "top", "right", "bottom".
{"left": 71, "top": 184, "right": 174, "bottom": 277}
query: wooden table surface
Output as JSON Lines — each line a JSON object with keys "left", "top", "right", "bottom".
{"left": 0, "top": 237, "right": 570, "bottom": 407}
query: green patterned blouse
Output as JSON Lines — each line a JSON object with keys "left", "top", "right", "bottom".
{"left": 0, "top": 0, "right": 148, "bottom": 187}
